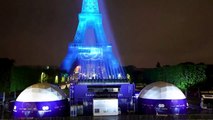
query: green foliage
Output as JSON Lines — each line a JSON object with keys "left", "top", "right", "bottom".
{"left": 10, "top": 66, "right": 62, "bottom": 92}
{"left": 10, "top": 66, "right": 42, "bottom": 92}
{"left": 42, "top": 68, "right": 61, "bottom": 84}
{"left": 40, "top": 72, "right": 48, "bottom": 83}
{"left": 143, "top": 63, "right": 207, "bottom": 90}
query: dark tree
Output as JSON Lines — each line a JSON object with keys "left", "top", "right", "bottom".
{"left": 0, "top": 58, "right": 14, "bottom": 92}
{"left": 156, "top": 62, "right": 161, "bottom": 68}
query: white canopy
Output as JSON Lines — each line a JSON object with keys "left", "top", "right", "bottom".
{"left": 139, "top": 81, "right": 186, "bottom": 100}
{"left": 16, "top": 83, "right": 67, "bottom": 102}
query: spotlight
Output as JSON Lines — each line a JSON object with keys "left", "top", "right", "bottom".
{"left": 42, "top": 106, "right": 49, "bottom": 111}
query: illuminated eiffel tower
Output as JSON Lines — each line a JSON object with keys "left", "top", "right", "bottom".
{"left": 61, "top": 0, "right": 126, "bottom": 80}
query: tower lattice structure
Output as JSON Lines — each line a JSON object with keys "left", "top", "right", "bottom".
{"left": 61, "top": 0, "right": 126, "bottom": 80}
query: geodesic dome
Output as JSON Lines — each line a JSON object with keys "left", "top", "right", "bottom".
{"left": 139, "top": 81, "right": 186, "bottom": 100}
{"left": 16, "top": 83, "right": 67, "bottom": 102}
{"left": 138, "top": 81, "right": 187, "bottom": 115}
{"left": 13, "top": 83, "right": 69, "bottom": 118}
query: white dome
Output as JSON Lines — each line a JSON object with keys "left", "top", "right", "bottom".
{"left": 16, "top": 83, "right": 67, "bottom": 102}
{"left": 139, "top": 81, "right": 186, "bottom": 100}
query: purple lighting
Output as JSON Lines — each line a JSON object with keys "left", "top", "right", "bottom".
{"left": 137, "top": 81, "right": 188, "bottom": 115}
{"left": 13, "top": 100, "right": 69, "bottom": 118}
{"left": 13, "top": 83, "right": 69, "bottom": 118}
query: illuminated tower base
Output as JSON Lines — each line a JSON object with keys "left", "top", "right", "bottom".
{"left": 61, "top": 0, "right": 125, "bottom": 80}
{"left": 61, "top": 0, "right": 135, "bottom": 116}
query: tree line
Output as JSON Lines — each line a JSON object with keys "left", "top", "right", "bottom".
{"left": 143, "top": 63, "right": 206, "bottom": 90}
{"left": 0, "top": 58, "right": 209, "bottom": 93}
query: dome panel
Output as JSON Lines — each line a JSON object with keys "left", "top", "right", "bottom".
{"left": 16, "top": 83, "right": 67, "bottom": 102}
{"left": 139, "top": 81, "right": 186, "bottom": 100}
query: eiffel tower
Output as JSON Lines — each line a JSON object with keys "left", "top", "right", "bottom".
{"left": 61, "top": 0, "right": 126, "bottom": 80}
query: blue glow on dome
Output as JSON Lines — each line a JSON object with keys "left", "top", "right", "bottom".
{"left": 61, "top": 0, "right": 126, "bottom": 80}
{"left": 138, "top": 82, "right": 188, "bottom": 115}
{"left": 13, "top": 83, "right": 69, "bottom": 118}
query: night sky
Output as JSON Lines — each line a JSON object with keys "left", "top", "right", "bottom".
{"left": 0, "top": 0, "right": 213, "bottom": 68}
